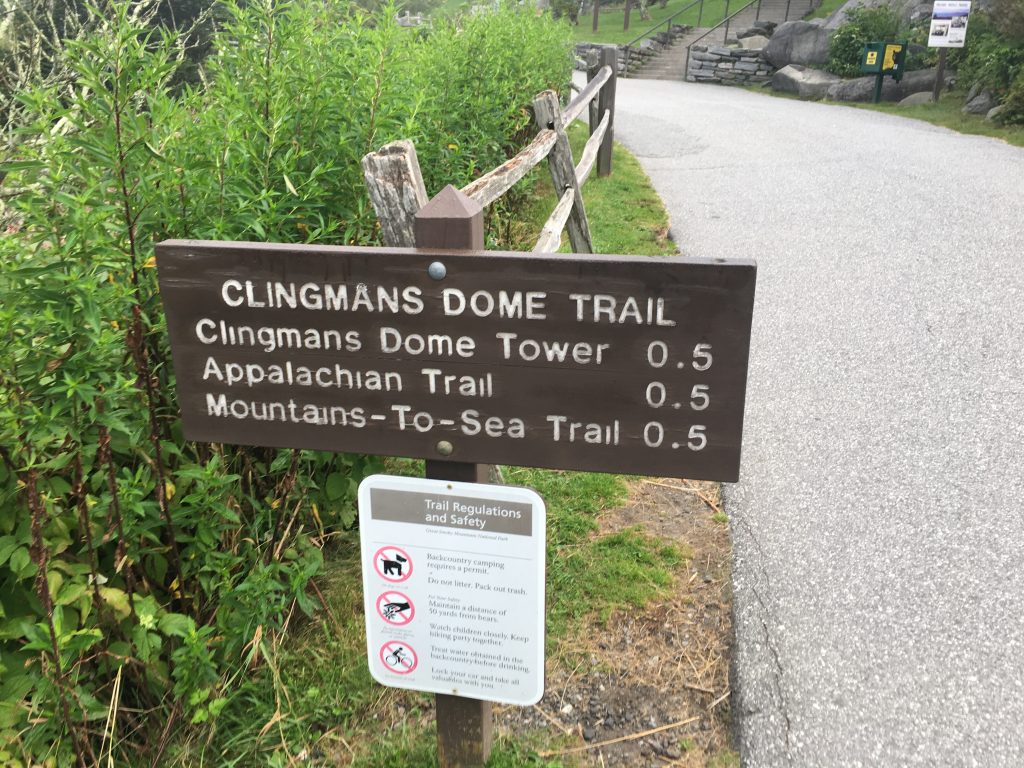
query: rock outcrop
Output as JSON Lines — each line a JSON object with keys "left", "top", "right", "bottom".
{"left": 771, "top": 65, "right": 842, "bottom": 100}
{"left": 763, "top": 21, "right": 831, "bottom": 69}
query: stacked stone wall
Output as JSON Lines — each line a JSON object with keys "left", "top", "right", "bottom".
{"left": 575, "top": 25, "right": 692, "bottom": 76}
{"left": 687, "top": 44, "right": 775, "bottom": 85}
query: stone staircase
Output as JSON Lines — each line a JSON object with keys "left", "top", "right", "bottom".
{"left": 629, "top": 0, "right": 817, "bottom": 80}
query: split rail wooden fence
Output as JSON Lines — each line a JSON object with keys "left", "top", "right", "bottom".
{"left": 362, "top": 45, "right": 618, "bottom": 254}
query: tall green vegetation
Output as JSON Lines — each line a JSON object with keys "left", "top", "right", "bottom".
{"left": 826, "top": 6, "right": 903, "bottom": 77}
{"left": 0, "top": 0, "right": 214, "bottom": 137}
{"left": 953, "top": 0, "right": 1024, "bottom": 124}
{"left": 0, "top": 1, "right": 570, "bottom": 764}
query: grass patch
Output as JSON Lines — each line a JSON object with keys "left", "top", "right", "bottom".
{"left": 804, "top": 0, "right": 845, "bottom": 21}
{"left": 573, "top": 0, "right": 737, "bottom": 46}
{"left": 503, "top": 467, "right": 685, "bottom": 646}
{"left": 512, "top": 123, "right": 676, "bottom": 256}
{"left": 847, "top": 90, "right": 1024, "bottom": 147}
{"left": 751, "top": 84, "right": 1024, "bottom": 147}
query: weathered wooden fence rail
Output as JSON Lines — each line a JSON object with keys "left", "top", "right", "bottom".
{"left": 362, "top": 44, "right": 618, "bottom": 255}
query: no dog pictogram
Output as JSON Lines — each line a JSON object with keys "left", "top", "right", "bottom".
{"left": 373, "top": 545, "right": 412, "bottom": 583}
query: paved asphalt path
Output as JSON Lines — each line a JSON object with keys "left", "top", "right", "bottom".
{"left": 609, "top": 80, "right": 1024, "bottom": 766}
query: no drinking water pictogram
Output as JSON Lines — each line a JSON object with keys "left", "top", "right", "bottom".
{"left": 379, "top": 640, "right": 418, "bottom": 674}
{"left": 373, "top": 545, "right": 412, "bottom": 583}
{"left": 377, "top": 591, "right": 415, "bottom": 625}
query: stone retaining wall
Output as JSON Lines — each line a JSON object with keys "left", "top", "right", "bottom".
{"left": 575, "top": 25, "right": 692, "bottom": 76}
{"left": 687, "top": 44, "right": 775, "bottom": 85}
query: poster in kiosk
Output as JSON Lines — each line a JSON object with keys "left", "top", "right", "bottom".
{"left": 358, "top": 474, "right": 546, "bottom": 706}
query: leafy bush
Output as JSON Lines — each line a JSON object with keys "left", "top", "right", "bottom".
{"left": 994, "top": 69, "right": 1024, "bottom": 123}
{"left": 826, "top": 6, "right": 902, "bottom": 77}
{"left": 992, "top": 0, "right": 1024, "bottom": 42}
{"left": 952, "top": 12, "right": 1024, "bottom": 100}
{"left": 0, "top": 1, "right": 570, "bottom": 764}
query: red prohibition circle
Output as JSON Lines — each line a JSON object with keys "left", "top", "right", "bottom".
{"left": 376, "top": 591, "right": 416, "bottom": 626}
{"left": 373, "top": 546, "right": 413, "bottom": 583}
{"left": 379, "top": 641, "right": 418, "bottom": 674}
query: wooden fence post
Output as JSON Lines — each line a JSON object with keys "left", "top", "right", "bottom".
{"left": 596, "top": 45, "right": 617, "bottom": 177}
{"left": 586, "top": 50, "right": 601, "bottom": 135}
{"left": 532, "top": 90, "right": 593, "bottom": 254}
{"left": 414, "top": 185, "right": 494, "bottom": 768}
{"left": 362, "top": 139, "right": 429, "bottom": 248}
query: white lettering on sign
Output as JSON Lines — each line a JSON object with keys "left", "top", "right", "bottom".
{"left": 195, "top": 318, "right": 362, "bottom": 353}
{"left": 546, "top": 415, "right": 620, "bottom": 445}
{"left": 205, "top": 393, "right": 367, "bottom": 426}
{"left": 421, "top": 368, "right": 494, "bottom": 397}
{"left": 203, "top": 357, "right": 403, "bottom": 391}
{"left": 379, "top": 327, "right": 476, "bottom": 358}
{"left": 568, "top": 293, "right": 676, "bottom": 326}
{"left": 494, "top": 332, "right": 609, "bottom": 364}
{"left": 220, "top": 279, "right": 425, "bottom": 314}
{"left": 441, "top": 289, "right": 547, "bottom": 320}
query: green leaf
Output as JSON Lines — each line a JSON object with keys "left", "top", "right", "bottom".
{"left": 0, "top": 160, "right": 44, "bottom": 173}
{"left": 8, "top": 548, "right": 32, "bottom": 579}
{"left": 0, "top": 536, "right": 19, "bottom": 568}
{"left": 325, "top": 472, "right": 348, "bottom": 501}
{"left": 61, "top": 629, "right": 102, "bottom": 657}
{"left": 55, "top": 581, "right": 89, "bottom": 607}
{"left": 99, "top": 587, "right": 131, "bottom": 620}
{"left": 158, "top": 612, "right": 195, "bottom": 638}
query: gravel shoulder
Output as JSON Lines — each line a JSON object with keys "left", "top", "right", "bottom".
{"left": 499, "top": 479, "right": 737, "bottom": 767}
{"left": 611, "top": 78, "right": 1024, "bottom": 766}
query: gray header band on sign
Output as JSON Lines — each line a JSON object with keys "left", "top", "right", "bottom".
{"left": 370, "top": 488, "right": 532, "bottom": 536}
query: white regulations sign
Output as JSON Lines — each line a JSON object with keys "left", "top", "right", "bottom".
{"left": 928, "top": 0, "right": 971, "bottom": 47}
{"left": 358, "top": 474, "right": 546, "bottom": 705}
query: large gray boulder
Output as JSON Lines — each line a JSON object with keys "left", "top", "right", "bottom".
{"left": 899, "top": 91, "right": 935, "bottom": 106}
{"left": 826, "top": 77, "right": 883, "bottom": 101}
{"left": 983, "top": 105, "right": 1007, "bottom": 121}
{"left": 826, "top": 68, "right": 944, "bottom": 102}
{"left": 986, "top": 104, "right": 1007, "bottom": 122}
{"left": 737, "top": 35, "right": 771, "bottom": 50}
{"left": 900, "top": 68, "right": 945, "bottom": 93}
{"left": 963, "top": 90, "right": 996, "bottom": 114}
{"left": 763, "top": 21, "right": 831, "bottom": 69}
{"left": 772, "top": 64, "right": 842, "bottom": 100}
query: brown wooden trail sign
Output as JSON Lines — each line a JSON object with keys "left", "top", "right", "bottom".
{"left": 155, "top": 241, "right": 755, "bottom": 482}
{"left": 155, "top": 184, "right": 756, "bottom": 768}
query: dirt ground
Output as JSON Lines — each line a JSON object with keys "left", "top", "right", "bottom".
{"left": 496, "top": 478, "right": 735, "bottom": 767}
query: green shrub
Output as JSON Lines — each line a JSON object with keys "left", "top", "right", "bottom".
{"left": 952, "top": 12, "right": 1024, "bottom": 99}
{"left": 0, "top": 1, "right": 570, "bottom": 764}
{"left": 995, "top": 69, "right": 1024, "bottom": 123}
{"left": 992, "top": 0, "right": 1024, "bottom": 41}
{"left": 826, "top": 6, "right": 902, "bottom": 77}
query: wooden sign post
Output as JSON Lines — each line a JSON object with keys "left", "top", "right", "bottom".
{"left": 414, "top": 187, "right": 493, "bottom": 766}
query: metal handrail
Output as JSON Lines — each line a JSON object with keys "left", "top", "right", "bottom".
{"left": 683, "top": 0, "right": 760, "bottom": 75}
{"left": 624, "top": 0, "right": 703, "bottom": 48}
{"left": 621, "top": 0, "right": 704, "bottom": 75}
